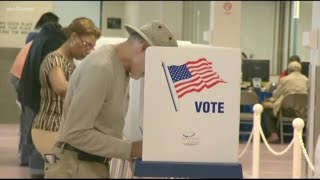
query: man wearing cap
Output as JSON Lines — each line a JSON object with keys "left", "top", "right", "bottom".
{"left": 45, "top": 21, "right": 178, "bottom": 178}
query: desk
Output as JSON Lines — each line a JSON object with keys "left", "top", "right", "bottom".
{"left": 257, "top": 91, "right": 273, "bottom": 103}
{"left": 241, "top": 81, "right": 270, "bottom": 91}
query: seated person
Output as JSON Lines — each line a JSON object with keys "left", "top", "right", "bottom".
{"left": 279, "top": 55, "right": 301, "bottom": 80}
{"left": 262, "top": 61, "right": 308, "bottom": 143}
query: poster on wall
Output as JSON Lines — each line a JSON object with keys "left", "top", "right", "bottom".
{"left": 0, "top": 1, "right": 53, "bottom": 48}
{"left": 107, "top": 18, "right": 121, "bottom": 29}
{"left": 212, "top": 1, "right": 241, "bottom": 48}
{"left": 142, "top": 47, "right": 241, "bottom": 163}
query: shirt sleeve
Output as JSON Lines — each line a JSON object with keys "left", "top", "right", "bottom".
{"left": 46, "top": 54, "right": 65, "bottom": 70}
{"left": 62, "top": 62, "right": 132, "bottom": 160}
{"left": 277, "top": 70, "right": 287, "bottom": 85}
{"left": 280, "top": 70, "right": 287, "bottom": 78}
{"left": 10, "top": 41, "right": 32, "bottom": 79}
{"left": 273, "top": 78, "right": 285, "bottom": 101}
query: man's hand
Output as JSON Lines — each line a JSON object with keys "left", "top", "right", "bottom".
{"left": 130, "top": 141, "right": 142, "bottom": 158}
{"left": 262, "top": 100, "right": 274, "bottom": 109}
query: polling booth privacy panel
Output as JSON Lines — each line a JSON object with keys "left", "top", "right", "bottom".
{"left": 142, "top": 47, "right": 241, "bottom": 163}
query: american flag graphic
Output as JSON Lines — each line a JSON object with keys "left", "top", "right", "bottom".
{"left": 167, "top": 58, "right": 227, "bottom": 99}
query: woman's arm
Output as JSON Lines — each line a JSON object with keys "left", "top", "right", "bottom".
{"left": 48, "top": 67, "right": 68, "bottom": 97}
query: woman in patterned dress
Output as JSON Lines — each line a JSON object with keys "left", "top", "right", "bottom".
{"left": 31, "top": 17, "right": 101, "bottom": 157}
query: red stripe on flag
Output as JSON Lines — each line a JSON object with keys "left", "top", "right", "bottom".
{"left": 191, "top": 70, "right": 216, "bottom": 77}
{"left": 176, "top": 76, "right": 222, "bottom": 94}
{"left": 187, "top": 62, "right": 212, "bottom": 70}
{"left": 201, "top": 73, "right": 219, "bottom": 80}
{"left": 186, "top": 58, "right": 212, "bottom": 65}
{"left": 177, "top": 80, "right": 227, "bottom": 98}
{"left": 174, "top": 72, "right": 218, "bottom": 88}
{"left": 189, "top": 66, "right": 212, "bottom": 73}
{"left": 175, "top": 76, "right": 200, "bottom": 88}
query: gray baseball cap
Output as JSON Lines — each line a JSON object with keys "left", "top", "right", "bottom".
{"left": 124, "top": 21, "right": 178, "bottom": 47}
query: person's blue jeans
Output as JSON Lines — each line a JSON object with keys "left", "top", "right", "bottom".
{"left": 10, "top": 75, "right": 29, "bottom": 166}
{"left": 19, "top": 107, "right": 29, "bottom": 166}
{"left": 22, "top": 106, "right": 44, "bottom": 176}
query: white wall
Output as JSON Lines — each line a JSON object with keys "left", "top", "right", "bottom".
{"left": 53, "top": 1, "right": 101, "bottom": 28}
{"left": 182, "top": 1, "right": 210, "bottom": 44}
{"left": 183, "top": 1, "right": 276, "bottom": 59}
{"left": 125, "top": 1, "right": 161, "bottom": 27}
{"left": 101, "top": 1, "right": 127, "bottom": 37}
{"left": 158, "top": 1, "right": 183, "bottom": 40}
{"left": 240, "top": 1, "right": 276, "bottom": 61}
{"left": 102, "top": 1, "right": 183, "bottom": 39}
{"left": 297, "top": 1, "right": 312, "bottom": 62}
{"left": 125, "top": 1, "right": 182, "bottom": 40}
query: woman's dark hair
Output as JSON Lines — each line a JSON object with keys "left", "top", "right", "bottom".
{"left": 288, "top": 55, "right": 301, "bottom": 64}
{"left": 285, "top": 55, "right": 301, "bottom": 75}
{"left": 35, "top": 12, "right": 59, "bottom": 29}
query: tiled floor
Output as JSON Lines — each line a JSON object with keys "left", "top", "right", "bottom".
{"left": 0, "top": 123, "right": 310, "bottom": 178}
{"left": 239, "top": 142, "right": 307, "bottom": 178}
{"left": 0, "top": 124, "right": 29, "bottom": 178}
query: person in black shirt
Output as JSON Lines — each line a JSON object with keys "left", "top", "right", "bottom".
{"left": 25, "top": 12, "right": 59, "bottom": 44}
{"left": 18, "top": 22, "right": 67, "bottom": 179}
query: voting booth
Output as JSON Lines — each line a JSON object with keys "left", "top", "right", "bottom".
{"left": 91, "top": 37, "right": 242, "bottom": 178}
{"left": 133, "top": 46, "right": 243, "bottom": 178}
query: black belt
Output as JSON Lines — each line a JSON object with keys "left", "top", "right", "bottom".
{"left": 56, "top": 142, "right": 110, "bottom": 165}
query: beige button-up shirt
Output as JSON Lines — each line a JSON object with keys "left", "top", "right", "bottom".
{"left": 56, "top": 45, "right": 132, "bottom": 160}
{"left": 272, "top": 71, "right": 308, "bottom": 116}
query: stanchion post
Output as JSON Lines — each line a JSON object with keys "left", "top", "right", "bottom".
{"left": 292, "top": 118, "right": 305, "bottom": 178}
{"left": 252, "top": 104, "right": 263, "bottom": 178}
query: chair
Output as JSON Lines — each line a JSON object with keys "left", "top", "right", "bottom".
{"left": 240, "top": 91, "right": 259, "bottom": 138}
{"left": 277, "top": 93, "right": 308, "bottom": 144}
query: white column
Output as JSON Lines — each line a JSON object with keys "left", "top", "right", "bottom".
{"left": 292, "top": 118, "right": 305, "bottom": 178}
{"left": 252, "top": 104, "right": 263, "bottom": 178}
{"left": 124, "top": 1, "right": 182, "bottom": 39}
{"left": 307, "top": 1, "right": 320, "bottom": 177}
{"left": 209, "top": 1, "right": 215, "bottom": 31}
{"left": 204, "top": 1, "right": 241, "bottom": 48}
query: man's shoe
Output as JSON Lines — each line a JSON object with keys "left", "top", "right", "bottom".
{"left": 19, "top": 162, "right": 29, "bottom": 166}
{"left": 267, "top": 133, "right": 280, "bottom": 143}
{"left": 31, "top": 174, "right": 44, "bottom": 179}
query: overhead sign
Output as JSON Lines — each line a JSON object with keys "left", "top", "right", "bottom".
{"left": 142, "top": 47, "right": 241, "bottom": 163}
